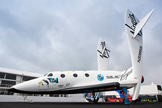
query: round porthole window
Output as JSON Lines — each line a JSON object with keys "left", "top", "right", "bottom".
{"left": 85, "top": 73, "right": 89, "bottom": 77}
{"left": 60, "top": 74, "right": 65, "bottom": 78}
{"left": 73, "top": 73, "right": 78, "bottom": 78}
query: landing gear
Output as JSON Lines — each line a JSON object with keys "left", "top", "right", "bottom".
{"left": 22, "top": 95, "right": 33, "bottom": 103}
{"left": 85, "top": 92, "right": 100, "bottom": 103}
{"left": 122, "top": 87, "right": 131, "bottom": 104}
{"left": 93, "top": 92, "right": 100, "bottom": 103}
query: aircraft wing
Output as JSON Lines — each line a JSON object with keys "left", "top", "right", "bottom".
{"left": 64, "top": 82, "right": 120, "bottom": 93}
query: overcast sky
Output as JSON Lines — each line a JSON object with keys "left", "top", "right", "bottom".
{"left": 0, "top": 0, "right": 162, "bottom": 85}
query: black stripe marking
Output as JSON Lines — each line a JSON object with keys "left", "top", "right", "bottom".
{"left": 125, "top": 24, "right": 135, "bottom": 31}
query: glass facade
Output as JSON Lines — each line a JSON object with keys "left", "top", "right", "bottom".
{"left": 23, "top": 76, "right": 36, "bottom": 81}
{"left": 0, "top": 72, "right": 37, "bottom": 95}
{"left": 6, "top": 74, "right": 16, "bottom": 80}
{"left": 157, "top": 85, "right": 162, "bottom": 90}
{"left": 1, "top": 80, "right": 16, "bottom": 86}
{"left": 0, "top": 73, "right": 5, "bottom": 78}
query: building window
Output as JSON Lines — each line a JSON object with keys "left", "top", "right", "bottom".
{"left": 0, "top": 73, "right": 5, "bottom": 78}
{"left": 5, "top": 74, "right": 16, "bottom": 80}
{"left": 73, "top": 73, "right": 78, "bottom": 78}
{"left": 1, "top": 80, "right": 16, "bottom": 87}
{"left": 23, "top": 76, "right": 35, "bottom": 81}
{"left": 157, "top": 85, "right": 162, "bottom": 90}
{"left": 85, "top": 73, "right": 89, "bottom": 77}
{"left": 60, "top": 74, "right": 65, "bottom": 78}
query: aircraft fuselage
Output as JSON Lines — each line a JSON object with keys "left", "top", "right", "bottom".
{"left": 10, "top": 70, "right": 125, "bottom": 94}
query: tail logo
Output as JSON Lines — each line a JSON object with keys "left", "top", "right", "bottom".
{"left": 97, "top": 41, "right": 110, "bottom": 59}
{"left": 120, "top": 69, "right": 132, "bottom": 81}
{"left": 129, "top": 13, "right": 137, "bottom": 30}
{"left": 125, "top": 13, "right": 142, "bottom": 36}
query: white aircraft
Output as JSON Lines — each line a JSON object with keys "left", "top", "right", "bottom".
{"left": 9, "top": 9, "right": 154, "bottom": 104}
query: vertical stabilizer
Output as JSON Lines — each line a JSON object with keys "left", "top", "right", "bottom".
{"left": 125, "top": 9, "right": 154, "bottom": 101}
{"left": 133, "top": 9, "right": 154, "bottom": 37}
{"left": 97, "top": 38, "right": 110, "bottom": 70}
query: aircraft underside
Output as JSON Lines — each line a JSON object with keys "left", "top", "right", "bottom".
{"left": 9, "top": 82, "right": 120, "bottom": 94}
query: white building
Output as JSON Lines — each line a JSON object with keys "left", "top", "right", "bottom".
{"left": 129, "top": 82, "right": 162, "bottom": 96}
{"left": 0, "top": 67, "right": 43, "bottom": 95}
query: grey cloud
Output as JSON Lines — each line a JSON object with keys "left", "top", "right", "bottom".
{"left": 152, "top": 23, "right": 162, "bottom": 44}
{"left": 0, "top": 0, "right": 161, "bottom": 85}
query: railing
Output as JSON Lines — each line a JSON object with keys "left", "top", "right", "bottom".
{"left": 0, "top": 84, "right": 13, "bottom": 88}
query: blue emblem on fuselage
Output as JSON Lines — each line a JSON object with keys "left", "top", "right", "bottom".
{"left": 48, "top": 78, "right": 58, "bottom": 83}
{"left": 97, "top": 74, "right": 104, "bottom": 81}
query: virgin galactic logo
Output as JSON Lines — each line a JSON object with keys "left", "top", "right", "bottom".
{"left": 97, "top": 74, "right": 104, "bottom": 81}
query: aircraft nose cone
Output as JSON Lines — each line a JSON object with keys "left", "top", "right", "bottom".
{"left": 8, "top": 77, "right": 44, "bottom": 94}
{"left": 9, "top": 84, "right": 26, "bottom": 93}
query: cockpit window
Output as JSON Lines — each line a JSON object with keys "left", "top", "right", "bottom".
{"left": 44, "top": 73, "right": 48, "bottom": 76}
{"left": 48, "top": 73, "right": 53, "bottom": 77}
